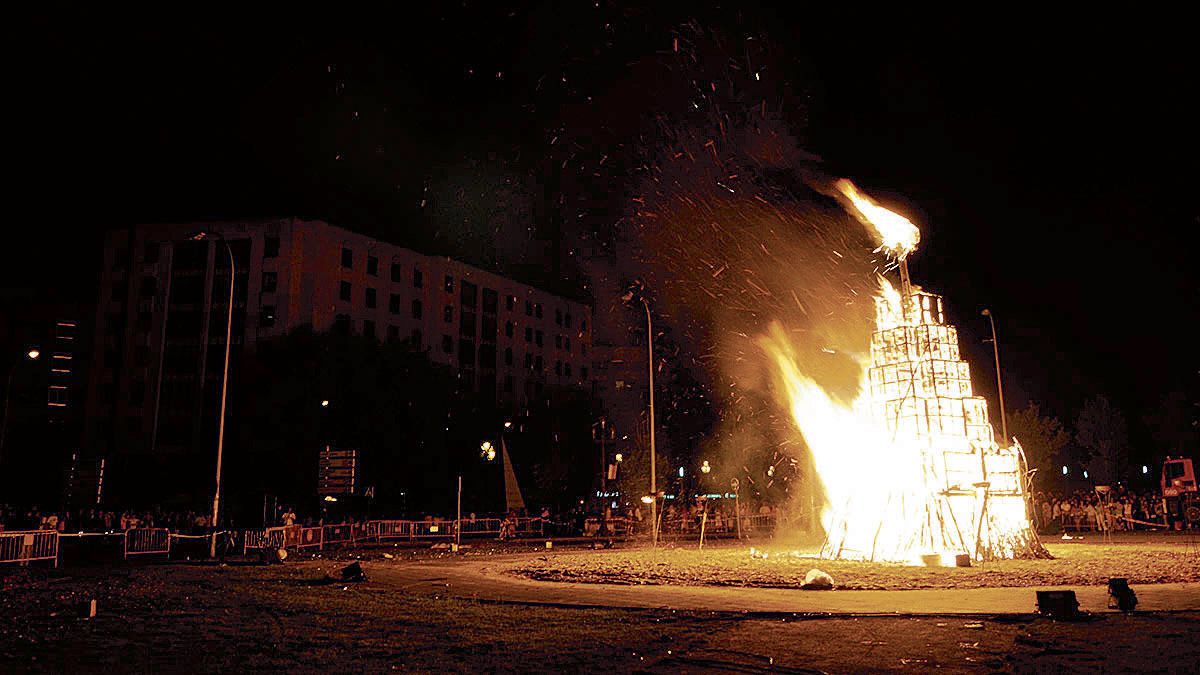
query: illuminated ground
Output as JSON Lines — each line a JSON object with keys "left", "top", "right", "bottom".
{"left": 511, "top": 533, "right": 1200, "bottom": 591}
{"left": 4, "top": 557, "right": 1200, "bottom": 673}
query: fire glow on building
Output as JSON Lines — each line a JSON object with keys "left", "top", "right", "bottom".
{"left": 762, "top": 180, "right": 1047, "bottom": 564}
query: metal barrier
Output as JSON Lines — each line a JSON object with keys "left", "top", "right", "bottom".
{"left": 124, "top": 528, "right": 171, "bottom": 559}
{"left": 410, "top": 520, "right": 453, "bottom": 538}
{"left": 369, "top": 520, "right": 412, "bottom": 541}
{"left": 322, "top": 523, "right": 356, "bottom": 548}
{"left": 297, "top": 526, "right": 324, "bottom": 550}
{"left": 513, "top": 518, "right": 544, "bottom": 537}
{"left": 0, "top": 530, "right": 59, "bottom": 566}
{"left": 457, "top": 518, "right": 502, "bottom": 536}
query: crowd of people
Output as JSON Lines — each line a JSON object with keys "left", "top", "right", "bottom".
{"left": 1031, "top": 488, "right": 1186, "bottom": 533}
{"left": 0, "top": 505, "right": 218, "bottom": 534}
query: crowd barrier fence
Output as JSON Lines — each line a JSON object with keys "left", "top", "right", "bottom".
{"left": 0, "top": 530, "right": 59, "bottom": 567}
{"left": 124, "top": 528, "right": 171, "bottom": 559}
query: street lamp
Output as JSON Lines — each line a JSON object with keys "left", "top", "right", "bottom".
{"left": 480, "top": 440, "right": 497, "bottom": 461}
{"left": 622, "top": 280, "right": 658, "bottom": 547}
{"left": 320, "top": 399, "right": 330, "bottom": 408}
{"left": 980, "top": 309, "right": 1009, "bottom": 443}
{"left": 700, "top": 460, "right": 711, "bottom": 474}
{"left": 0, "top": 348, "right": 42, "bottom": 464}
{"left": 192, "top": 231, "right": 235, "bottom": 558}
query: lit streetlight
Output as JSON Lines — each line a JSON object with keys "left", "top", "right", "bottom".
{"left": 622, "top": 280, "right": 659, "bottom": 547}
{"left": 320, "top": 399, "right": 330, "bottom": 408}
{"left": 700, "top": 460, "right": 711, "bottom": 474}
{"left": 192, "top": 231, "right": 235, "bottom": 558}
{"left": 980, "top": 309, "right": 1009, "bottom": 443}
{"left": 480, "top": 440, "right": 496, "bottom": 462}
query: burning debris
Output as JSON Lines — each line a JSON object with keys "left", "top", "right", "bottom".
{"left": 765, "top": 180, "right": 1047, "bottom": 564}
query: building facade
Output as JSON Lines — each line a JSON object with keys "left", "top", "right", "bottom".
{"left": 84, "top": 218, "right": 593, "bottom": 506}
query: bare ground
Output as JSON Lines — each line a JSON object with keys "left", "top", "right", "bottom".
{"left": 511, "top": 538, "right": 1200, "bottom": 590}
{"left": 2, "top": 556, "right": 1199, "bottom": 673}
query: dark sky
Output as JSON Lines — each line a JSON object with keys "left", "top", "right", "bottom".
{"left": 7, "top": 6, "right": 1197, "bottom": 435}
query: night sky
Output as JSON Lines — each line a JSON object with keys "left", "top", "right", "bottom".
{"left": 8, "top": 6, "right": 1197, "bottom": 443}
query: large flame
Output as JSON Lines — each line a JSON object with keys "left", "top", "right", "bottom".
{"left": 761, "top": 184, "right": 1043, "bottom": 563}
{"left": 835, "top": 179, "right": 920, "bottom": 258}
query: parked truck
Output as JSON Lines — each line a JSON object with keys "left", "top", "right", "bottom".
{"left": 1161, "top": 457, "right": 1199, "bottom": 528}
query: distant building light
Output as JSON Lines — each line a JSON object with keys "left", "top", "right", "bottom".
{"left": 1062, "top": 466, "right": 1069, "bottom": 475}
{"left": 1142, "top": 465, "right": 1149, "bottom": 475}
{"left": 678, "top": 466, "right": 685, "bottom": 478}
{"left": 1083, "top": 470, "right": 1089, "bottom": 479}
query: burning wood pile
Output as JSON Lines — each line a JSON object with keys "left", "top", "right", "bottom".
{"left": 762, "top": 180, "right": 1047, "bottom": 564}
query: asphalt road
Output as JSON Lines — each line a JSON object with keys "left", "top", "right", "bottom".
{"left": 361, "top": 553, "right": 1200, "bottom": 616}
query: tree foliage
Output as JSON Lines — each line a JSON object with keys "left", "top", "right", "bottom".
{"left": 1075, "top": 395, "right": 1128, "bottom": 485}
{"left": 1007, "top": 402, "right": 1070, "bottom": 477}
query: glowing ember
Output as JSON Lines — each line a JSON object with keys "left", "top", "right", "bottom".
{"left": 764, "top": 184, "right": 1045, "bottom": 564}
{"left": 835, "top": 179, "right": 920, "bottom": 258}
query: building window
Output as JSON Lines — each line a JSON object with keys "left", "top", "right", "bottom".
{"left": 339, "top": 281, "right": 352, "bottom": 302}
{"left": 555, "top": 308, "right": 563, "bottom": 325}
{"left": 262, "top": 271, "right": 277, "bottom": 293}
{"left": 581, "top": 319, "right": 587, "bottom": 332}
{"left": 363, "top": 320, "right": 376, "bottom": 339}
{"left": 555, "top": 360, "right": 562, "bottom": 376}
{"left": 524, "top": 353, "right": 533, "bottom": 368}
{"left": 504, "top": 375, "right": 513, "bottom": 393}
{"left": 443, "top": 305, "right": 453, "bottom": 323}
{"left": 507, "top": 295, "right": 516, "bottom": 311}
{"left": 444, "top": 275, "right": 454, "bottom": 293}
{"left": 334, "top": 314, "right": 351, "bottom": 335}
{"left": 441, "top": 335, "right": 453, "bottom": 354}
{"left": 461, "top": 280, "right": 477, "bottom": 308}
{"left": 525, "top": 300, "right": 532, "bottom": 316}
{"left": 555, "top": 335, "right": 562, "bottom": 349}
{"left": 535, "top": 355, "right": 543, "bottom": 371}
{"left": 582, "top": 344, "right": 587, "bottom": 356}
{"left": 367, "top": 255, "right": 379, "bottom": 276}
{"left": 412, "top": 299, "right": 423, "bottom": 319}
{"left": 264, "top": 235, "right": 280, "bottom": 258}
{"left": 581, "top": 366, "right": 588, "bottom": 379}
{"left": 482, "top": 288, "right": 498, "bottom": 314}
{"left": 535, "top": 303, "right": 543, "bottom": 319}
{"left": 524, "top": 326, "right": 532, "bottom": 342}
{"left": 391, "top": 262, "right": 402, "bottom": 282}
{"left": 260, "top": 306, "right": 276, "bottom": 327}
{"left": 413, "top": 268, "right": 423, "bottom": 288}
{"left": 341, "top": 247, "right": 353, "bottom": 269}
{"left": 410, "top": 329, "right": 422, "bottom": 348}
{"left": 365, "top": 287, "right": 377, "bottom": 308}
{"left": 504, "top": 347, "right": 513, "bottom": 366}
{"left": 387, "top": 325, "right": 400, "bottom": 342}
{"left": 504, "top": 320, "right": 514, "bottom": 338}
{"left": 143, "top": 241, "right": 160, "bottom": 264}
{"left": 565, "top": 337, "right": 571, "bottom": 352}
{"left": 390, "top": 293, "right": 401, "bottom": 314}
{"left": 535, "top": 330, "right": 543, "bottom": 347}
{"left": 565, "top": 363, "right": 572, "bottom": 377}
{"left": 564, "top": 312, "right": 572, "bottom": 328}
{"left": 460, "top": 310, "right": 476, "bottom": 338}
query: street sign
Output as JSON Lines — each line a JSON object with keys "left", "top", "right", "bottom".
{"left": 318, "top": 446, "right": 357, "bottom": 496}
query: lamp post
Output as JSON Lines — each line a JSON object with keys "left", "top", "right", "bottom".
{"left": 0, "top": 348, "right": 42, "bottom": 465}
{"left": 193, "top": 232, "right": 235, "bottom": 558}
{"left": 981, "top": 309, "right": 1008, "bottom": 443}
{"left": 622, "top": 281, "right": 658, "bottom": 548}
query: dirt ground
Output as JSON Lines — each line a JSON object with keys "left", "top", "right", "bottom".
{"left": 3, "top": 557, "right": 1199, "bottom": 673}
{"left": 512, "top": 536, "right": 1200, "bottom": 590}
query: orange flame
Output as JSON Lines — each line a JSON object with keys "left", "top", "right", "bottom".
{"left": 835, "top": 179, "right": 920, "bottom": 258}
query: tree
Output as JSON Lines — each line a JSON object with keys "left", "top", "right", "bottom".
{"left": 1144, "top": 389, "right": 1200, "bottom": 458}
{"left": 1075, "top": 395, "right": 1129, "bottom": 485}
{"left": 1007, "top": 402, "right": 1071, "bottom": 478}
